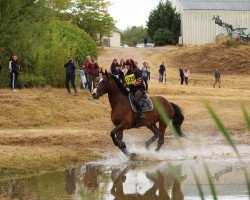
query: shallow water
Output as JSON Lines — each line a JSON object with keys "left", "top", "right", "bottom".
{"left": 0, "top": 153, "right": 249, "bottom": 200}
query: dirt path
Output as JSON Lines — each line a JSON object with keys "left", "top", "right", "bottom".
{"left": 98, "top": 46, "right": 178, "bottom": 69}
{"left": 0, "top": 46, "right": 249, "bottom": 179}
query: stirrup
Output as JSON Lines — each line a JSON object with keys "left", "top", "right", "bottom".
{"left": 140, "top": 112, "right": 145, "bottom": 119}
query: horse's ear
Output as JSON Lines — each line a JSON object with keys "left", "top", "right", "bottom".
{"left": 100, "top": 68, "right": 104, "bottom": 75}
{"left": 105, "top": 70, "right": 108, "bottom": 76}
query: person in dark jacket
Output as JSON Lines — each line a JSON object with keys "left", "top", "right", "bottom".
{"left": 0, "top": 58, "right": 2, "bottom": 71}
{"left": 9, "top": 55, "right": 20, "bottom": 91}
{"left": 124, "top": 59, "right": 145, "bottom": 121}
{"left": 213, "top": 68, "right": 221, "bottom": 88}
{"left": 159, "top": 62, "right": 165, "bottom": 82}
{"left": 110, "top": 59, "right": 119, "bottom": 76}
{"left": 111, "top": 59, "right": 125, "bottom": 83}
{"left": 179, "top": 67, "right": 184, "bottom": 85}
{"left": 64, "top": 57, "right": 78, "bottom": 95}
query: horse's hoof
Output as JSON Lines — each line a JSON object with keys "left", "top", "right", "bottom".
{"left": 128, "top": 152, "right": 136, "bottom": 159}
{"left": 180, "top": 133, "right": 187, "bottom": 138}
{"left": 145, "top": 145, "right": 150, "bottom": 151}
{"left": 119, "top": 142, "right": 126, "bottom": 149}
{"left": 155, "top": 148, "right": 160, "bottom": 152}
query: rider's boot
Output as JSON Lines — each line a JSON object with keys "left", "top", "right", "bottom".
{"left": 133, "top": 102, "right": 145, "bottom": 128}
{"left": 134, "top": 101, "right": 145, "bottom": 119}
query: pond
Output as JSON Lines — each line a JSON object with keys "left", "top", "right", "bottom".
{"left": 0, "top": 156, "right": 249, "bottom": 200}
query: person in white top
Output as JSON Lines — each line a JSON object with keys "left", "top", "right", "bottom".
{"left": 184, "top": 68, "right": 190, "bottom": 85}
{"left": 141, "top": 62, "right": 149, "bottom": 92}
{"left": 146, "top": 62, "right": 151, "bottom": 81}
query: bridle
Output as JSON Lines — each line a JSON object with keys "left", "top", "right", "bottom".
{"left": 93, "top": 76, "right": 110, "bottom": 98}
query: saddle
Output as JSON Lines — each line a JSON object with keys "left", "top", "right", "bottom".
{"left": 128, "top": 92, "right": 153, "bottom": 113}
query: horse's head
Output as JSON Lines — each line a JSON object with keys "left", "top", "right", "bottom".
{"left": 92, "top": 70, "right": 110, "bottom": 99}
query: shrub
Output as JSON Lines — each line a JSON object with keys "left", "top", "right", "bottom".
{"left": 19, "top": 74, "right": 46, "bottom": 87}
{"left": 153, "top": 28, "right": 175, "bottom": 46}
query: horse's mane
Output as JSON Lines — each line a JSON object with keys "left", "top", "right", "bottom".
{"left": 109, "top": 74, "right": 129, "bottom": 96}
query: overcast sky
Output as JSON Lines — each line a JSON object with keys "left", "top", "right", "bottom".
{"left": 108, "top": 0, "right": 160, "bottom": 30}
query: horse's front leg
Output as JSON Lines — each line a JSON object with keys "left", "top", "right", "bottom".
{"left": 145, "top": 124, "right": 159, "bottom": 150}
{"left": 110, "top": 124, "right": 135, "bottom": 157}
{"left": 110, "top": 124, "right": 125, "bottom": 147}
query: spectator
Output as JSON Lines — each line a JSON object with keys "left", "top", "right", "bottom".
{"left": 0, "top": 58, "right": 2, "bottom": 71}
{"left": 179, "top": 67, "right": 184, "bottom": 85}
{"left": 159, "top": 62, "right": 165, "bottom": 82}
{"left": 213, "top": 68, "right": 221, "bottom": 88}
{"left": 64, "top": 57, "right": 78, "bottom": 95}
{"left": 144, "top": 37, "right": 148, "bottom": 47}
{"left": 83, "top": 56, "right": 92, "bottom": 90}
{"left": 120, "top": 59, "right": 127, "bottom": 77}
{"left": 85, "top": 57, "right": 99, "bottom": 92}
{"left": 184, "top": 68, "right": 190, "bottom": 85}
{"left": 9, "top": 55, "right": 20, "bottom": 91}
{"left": 110, "top": 59, "right": 119, "bottom": 76}
{"left": 120, "top": 59, "right": 125, "bottom": 68}
{"left": 146, "top": 62, "right": 151, "bottom": 81}
{"left": 111, "top": 59, "right": 124, "bottom": 83}
{"left": 141, "top": 62, "right": 149, "bottom": 92}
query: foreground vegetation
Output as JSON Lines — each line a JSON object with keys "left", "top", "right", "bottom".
{"left": 0, "top": 0, "right": 114, "bottom": 88}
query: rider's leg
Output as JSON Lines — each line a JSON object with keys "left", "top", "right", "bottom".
{"left": 134, "top": 90, "right": 145, "bottom": 119}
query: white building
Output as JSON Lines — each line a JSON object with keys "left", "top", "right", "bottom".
{"left": 170, "top": 0, "right": 250, "bottom": 45}
{"left": 102, "top": 29, "right": 121, "bottom": 47}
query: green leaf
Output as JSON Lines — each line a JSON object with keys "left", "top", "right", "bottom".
{"left": 242, "top": 107, "right": 250, "bottom": 131}
{"left": 205, "top": 102, "right": 239, "bottom": 157}
{"left": 152, "top": 97, "right": 179, "bottom": 138}
{"left": 204, "top": 164, "right": 218, "bottom": 200}
{"left": 192, "top": 168, "right": 205, "bottom": 200}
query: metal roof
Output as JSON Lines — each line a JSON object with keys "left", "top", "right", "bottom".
{"left": 177, "top": 0, "right": 250, "bottom": 10}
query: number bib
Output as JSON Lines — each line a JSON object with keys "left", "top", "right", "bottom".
{"left": 125, "top": 74, "right": 136, "bottom": 85}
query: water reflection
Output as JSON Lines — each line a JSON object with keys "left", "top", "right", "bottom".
{"left": 0, "top": 160, "right": 249, "bottom": 200}
{"left": 65, "top": 168, "right": 76, "bottom": 195}
{"left": 110, "top": 165, "right": 185, "bottom": 200}
{"left": 82, "top": 164, "right": 100, "bottom": 192}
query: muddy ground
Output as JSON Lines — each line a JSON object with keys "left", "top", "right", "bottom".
{"left": 0, "top": 45, "right": 249, "bottom": 179}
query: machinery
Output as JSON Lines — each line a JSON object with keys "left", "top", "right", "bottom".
{"left": 212, "top": 15, "right": 250, "bottom": 42}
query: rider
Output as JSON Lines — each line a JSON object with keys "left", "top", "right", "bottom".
{"left": 124, "top": 59, "right": 146, "bottom": 120}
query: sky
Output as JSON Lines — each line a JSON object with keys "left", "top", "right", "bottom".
{"left": 108, "top": 0, "right": 160, "bottom": 30}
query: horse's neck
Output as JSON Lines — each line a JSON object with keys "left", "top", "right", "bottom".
{"left": 108, "top": 89, "right": 127, "bottom": 111}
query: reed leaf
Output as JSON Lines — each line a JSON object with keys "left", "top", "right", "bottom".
{"left": 152, "top": 97, "right": 179, "bottom": 138}
{"left": 167, "top": 163, "right": 182, "bottom": 183}
{"left": 192, "top": 168, "right": 205, "bottom": 200}
{"left": 242, "top": 107, "right": 250, "bottom": 131}
{"left": 205, "top": 102, "right": 239, "bottom": 157}
{"left": 243, "top": 169, "right": 250, "bottom": 199}
{"left": 204, "top": 164, "right": 218, "bottom": 200}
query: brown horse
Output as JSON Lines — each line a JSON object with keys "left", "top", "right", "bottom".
{"left": 92, "top": 71, "right": 185, "bottom": 157}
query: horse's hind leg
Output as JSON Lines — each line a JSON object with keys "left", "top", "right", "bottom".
{"left": 156, "top": 120, "right": 167, "bottom": 152}
{"left": 145, "top": 124, "right": 159, "bottom": 150}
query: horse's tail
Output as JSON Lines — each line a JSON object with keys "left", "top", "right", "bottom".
{"left": 170, "top": 102, "right": 185, "bottom": 137}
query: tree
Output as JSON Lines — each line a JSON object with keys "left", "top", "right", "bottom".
{"left": 121, "top": 26, "right": 149, "bottom": 46}
{"left": 0, "top": 0, "right": 97, "bottom": 87}
{"left": 153, "top": 28, "right": 175, "bottom": 46}
{"left": 73, "top": 0, "right": 115, "bottom": 43}
{"left": 146, "top": 0, "right": 180, "bottom": 44}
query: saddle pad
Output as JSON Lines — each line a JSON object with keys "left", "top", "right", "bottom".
{"left": 128, "top": 93, "right": 154, "bottom": 113}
